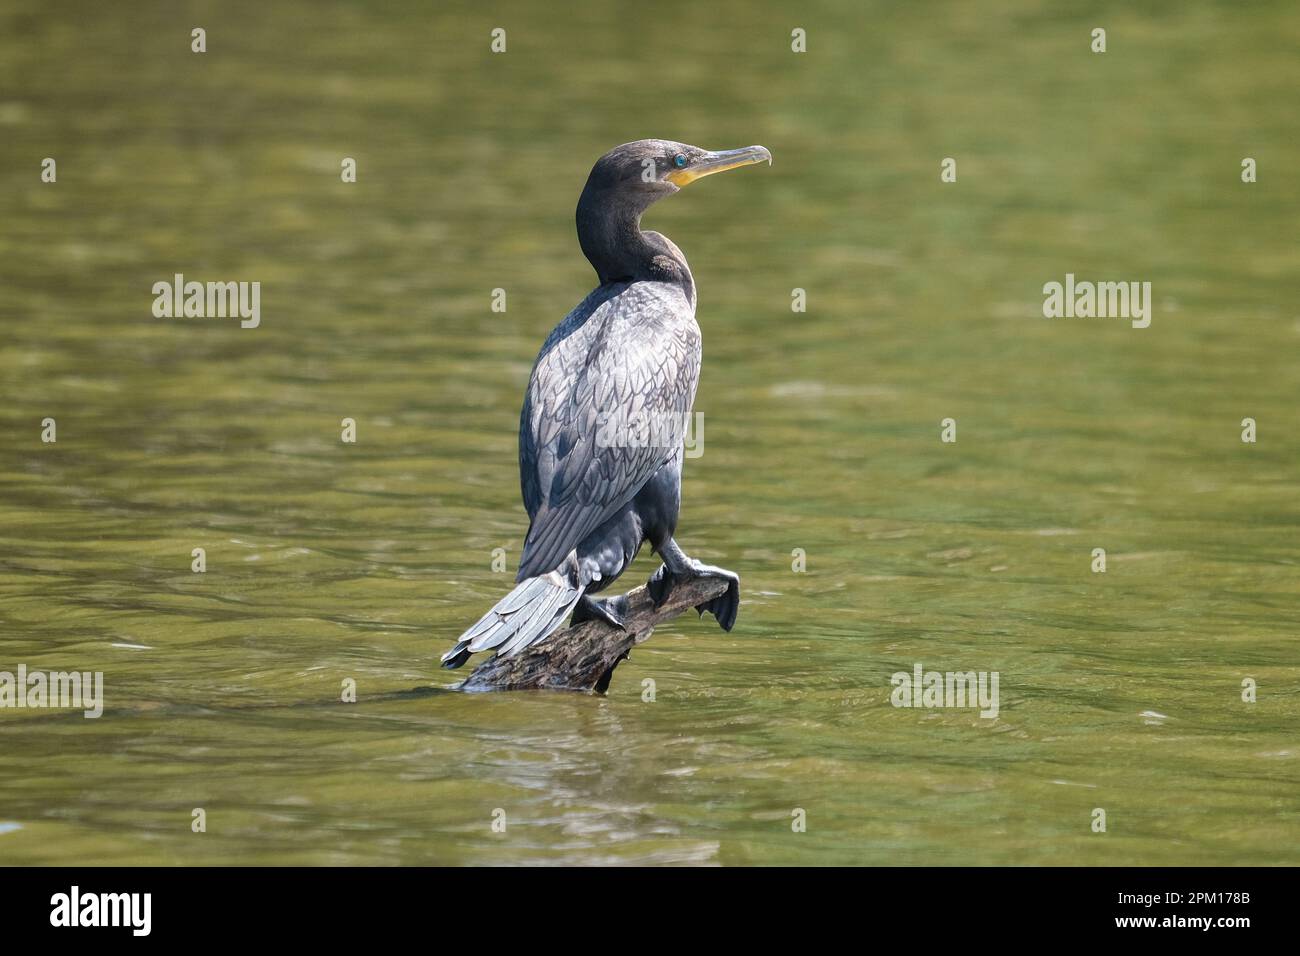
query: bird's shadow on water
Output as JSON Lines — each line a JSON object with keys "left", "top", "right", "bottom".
{"left": 358, "top": 686, "right": 460, "bottom": 707}
{"left": 0, "top": 679, "right": 608, "bottom": 728}
{"left": 374, "top": 683, "right": 501, "bottom": 703}
{"left": 377, "top": 684, "right": 603, "bottom": 702}
{"left": 368, "top": 685, "right": 459, "bottom": 703}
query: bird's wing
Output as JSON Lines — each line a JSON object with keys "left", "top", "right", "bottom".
{"left": 516, "top": 285, "right": 700, "bottom": 581}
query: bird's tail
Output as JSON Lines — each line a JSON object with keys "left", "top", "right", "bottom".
{"left": 441, "top": 568, "right": 584, "bottom": 669}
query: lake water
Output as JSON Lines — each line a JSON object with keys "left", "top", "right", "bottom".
{"left": 0, "top": 0, "right": 1296, "bottom": 865}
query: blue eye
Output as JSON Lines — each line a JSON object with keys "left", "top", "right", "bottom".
{"left": 673, "top": 154, "right": 687, "bottom": 168}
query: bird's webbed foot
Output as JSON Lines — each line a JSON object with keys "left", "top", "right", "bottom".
{"left": 571, "top": 593, "right": 628, "bottom": 630}
{"left": 687, "top": 560, "right": 740, "bottom": 632}
{"left": 648, "top": 542, "right": 740, "bottom": 632}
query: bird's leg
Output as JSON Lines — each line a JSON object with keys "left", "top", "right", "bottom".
{"left": 571, "top": 593, "right": 629, "bottom": 630}
{"left": 647, "top": 538, "right": 740, "bottom": 632}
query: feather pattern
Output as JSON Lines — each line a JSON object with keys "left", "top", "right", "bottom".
{"left": 516, "top": 279, "right": 701, "bottom": 581}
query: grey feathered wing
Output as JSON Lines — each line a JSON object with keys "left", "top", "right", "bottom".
{"left": 515, "top": 291, "right": 701, "bottom": 582}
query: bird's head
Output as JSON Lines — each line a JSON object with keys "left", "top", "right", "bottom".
{"left": 582, "top": 139, "right": 772, "bottom": 208}
{"left": 576, "top": 139, "right": 770, "bottom": 284}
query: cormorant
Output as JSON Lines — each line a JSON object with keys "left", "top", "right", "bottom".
{"left": 442, "top": 139, "right": 771, "bottom": 669}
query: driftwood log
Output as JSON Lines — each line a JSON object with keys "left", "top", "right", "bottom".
{"left": 457, "top": 575, "right": 728, "bottom": 694}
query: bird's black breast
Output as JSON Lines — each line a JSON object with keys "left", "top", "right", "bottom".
{"left": 515, "top": 279, "right": 701, "bottom": 581}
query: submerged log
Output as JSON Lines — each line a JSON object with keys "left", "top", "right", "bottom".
{"left": 457, "top": 575, "right": 728, "bottom": 694}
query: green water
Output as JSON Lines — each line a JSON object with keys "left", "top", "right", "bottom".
{"left": 1, "top": 0, "right": 1297, "bottom": 865}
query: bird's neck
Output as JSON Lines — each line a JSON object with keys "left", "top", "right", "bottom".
{"left": 576, "top": 189, "right": 692, "bottom": 294}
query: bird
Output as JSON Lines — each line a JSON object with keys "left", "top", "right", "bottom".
{"left": 441, "top": 139, "right": 771, "bottom": 670}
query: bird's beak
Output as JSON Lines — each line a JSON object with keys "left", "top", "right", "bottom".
{"left": 665, "top": 145, "right": 772, "bottom": 186}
